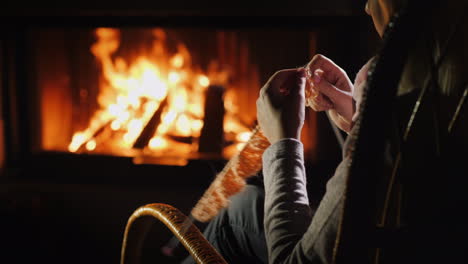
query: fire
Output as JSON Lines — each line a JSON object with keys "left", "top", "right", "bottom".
{"left": 149, "top": 136, "right": 168, "bottom": 150}
{"left": 68, "top": 28, "right": 251, "bottom": 160}
{"left": 170, "top": 54, "right": 184, "bottom": 68}
{"left": 86, "top": 140, "right": 97, "bottom": 151}
{"left": 198, "top": 75, "right": 210, "bottom": 87}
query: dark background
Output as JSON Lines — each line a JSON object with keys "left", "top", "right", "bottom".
{"left": 0, "top": 1, "right": 380, "bottom": 263}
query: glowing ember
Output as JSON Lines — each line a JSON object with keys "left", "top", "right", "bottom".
{"left": 236, "top": 142, "right": 247, "bottom": 151}
{"left": 236, "top": 131, "right": 251, "bottom": 142}
{"left": 149, "top": 136, "right": 168, "bottom": 150}
{"left": 170, "top": 54, "right": 184, "bottom": 68}
{"left": 111, "top": 120, "right": 121, "bottom": 131}
{"left": 69, "top": 132, "right": 88, "bottom": 152}
{"left": 86, "top": 140, "right": 97, "bottom": 151}
{"left": 198, "top": 75, "right": 210, "bottom": 87}
{"left": 68, "top": 28, "right": 251, "bottom": 160}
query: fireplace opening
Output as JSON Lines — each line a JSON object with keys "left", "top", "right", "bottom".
{"left": 25, "top": 26, "right": 322, "bottom": 165}
{"left": 35, "top": 27, "right": 259, "bottom": 165}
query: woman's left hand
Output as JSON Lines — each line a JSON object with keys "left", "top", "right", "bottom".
{"left": 306, "top": 54, "right": 355, "bottom": 132}
{"left": 256, "top": 68, "right": 306, "bottom": 144}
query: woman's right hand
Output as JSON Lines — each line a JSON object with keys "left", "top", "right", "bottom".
{"left": 256, "top": 68, "right": 306, "bottom": 144}
{"left": 305, "top": 54, "right": 354, "bottom": 132}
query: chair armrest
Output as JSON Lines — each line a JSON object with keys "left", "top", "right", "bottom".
{"left": 121, "top": 203, "right": 227, "bottom": 264}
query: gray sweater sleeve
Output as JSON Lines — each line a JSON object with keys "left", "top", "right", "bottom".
{"left": 263, "top": 138, "right": 348, "bottom": 264}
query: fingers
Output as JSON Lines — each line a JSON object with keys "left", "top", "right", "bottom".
{"left": 305, "top": 54, "right": 356, "bottom": 130}
{"left": 314, "top": 76, "right": 354, "bottom": 122}
{"left": 287, "top": 68, "right": 306, "bottom": 97}
{"left": 256, "top": 68, "right": 306, "bottom": 143}
{"left": 260, "top": 68, "right": 299, "bottom": 96}
{"left": 305, "top": 70, "right": 333, "bottom": 111}
{"left": 307, "top": 93, "right": 333, "bottom": 111}
{"left": 259, "top": 68, "right": 305, "bottom": 106}
{"left": 315, "top": 77, "right": 346, "bottom": 103}
{"left": 307, "top": 54, "right": 352, "bottom": 91}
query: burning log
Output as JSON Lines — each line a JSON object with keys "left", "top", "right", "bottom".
{"left": 69, "top": 119, "right": 113, "bottom": 153}
{"left": 167, "top": 135, "right": 193, "bottom": 144}
{"left": 198, "top": 85, "right": 225, "bottom": 154}
{"left": 133, "top": 97, "right": 168, "bottom": 149}
{"left": 80, "top": 120, "right": 112, "bottom": 150}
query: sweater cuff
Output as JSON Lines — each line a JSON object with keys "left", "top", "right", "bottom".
{"left": 263, "top": 138, "right": 304, "bottom": 164}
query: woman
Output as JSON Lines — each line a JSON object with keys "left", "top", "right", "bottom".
{"left": 258, "top": 0, "right": 468, "bottom": 263}
{"left": 183, "top": 0, "right": 468, "bottom": 262}
{"left": 182, "top": 1, "right": 399, "bottom": 263}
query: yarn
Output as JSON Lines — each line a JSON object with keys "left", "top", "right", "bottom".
{"left": 191, "top": 126, "right": 270, "bottom": 222}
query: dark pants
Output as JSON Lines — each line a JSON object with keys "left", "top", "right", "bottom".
{"left": 181, "top": 181, "right": 268, "bottom": 264}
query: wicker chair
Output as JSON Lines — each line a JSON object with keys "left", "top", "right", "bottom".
{"left": 121, "top": 203, "right": 227, "bottom": 264}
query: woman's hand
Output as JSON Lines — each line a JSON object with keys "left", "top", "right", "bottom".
{"left": 305, "top": 54, "right": 354, "bottom": 132}
{"left": 256, "top": 68, "right": 306, "bottom": 144}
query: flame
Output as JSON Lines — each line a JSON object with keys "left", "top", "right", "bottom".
{"left": 111, "top": 120, "right": 121, "bottom": 131}
{"left": 236, "top": 131, "right": 252, "bottom": 142}
{"left": 236, "top": 142, "right": 247, "bottom": 151}
{"left": 68, "top": 28, "right": 250, "bottom": 159}
{"left": 170, "top": 54, "right": 184, "bottom": 68}
{"left": 86, "top": 140, "right": 97, "bottom": 151}
{"left": 149, "top": 136, "right": 168, "bottom": 149}
{"left": 69, "top": 132, "right": 89, "bottom": 152}
{"left": 168, "top": 72, "right": 181, "bottom": 84}
{"left": 175, "top": 114, "right": 191, "bottom": 137}
{"left": 198, "top": 75, "right": 210, "bottom": 87}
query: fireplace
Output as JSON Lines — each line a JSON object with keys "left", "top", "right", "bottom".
{"left": 28, "top": 26, "right": 266, "bottom": 166}
{"left": 3, "top": 22, "right": 357, "bottom": 168}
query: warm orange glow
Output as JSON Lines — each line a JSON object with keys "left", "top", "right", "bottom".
{"left": 170, "top": 54, "right": 184, "bottom": 68}
{"left": 236, "top": 131, "right": 252, "bottom": 142}
{"left": 68, "top": 28, "right": 251, "bottom": 160}
{"left": 198, "top": 75, "right": 210, "bottom": 87}
{"left": 188, "top": 102, "right": 203, "bottom": 118}
{"left": 224, "top": 90, "right": 239, "bottom": 114}
{"left": 191, "top": 120, "right": 203, "bottom": 134}
{"left": 69, "top": 132, "right": 87, "bottom": 152}
{"left": 123, "top": 133, "right": 133, "bottom": 144}
{"left": 172, "top": 89, "right": 188, "bottom": 112}
{"left": 175, "top": 114, "right": 191, "bottom": 137}
{"left": 236, "top": 142, "right": 247, "bottom": 151}
{"left": 149, "top": 136, "right": 168, "bottom": 150}
{"left": 108, "top": 104, "right": 124, "bottom": 117}
{"left": 169, "top": 72, "right": 182, "bottom": 84}
{"left": 86, "top": 140, "right": 97, "bottom": 151}
{"left": 164, "top": 110, "right": 177, "bottom": 124}
{"left": 225, "top": 116, "right": 245, "bottom": 134}
{"left": 128, "top": 119, "right": 143, "bottom": 133}
{"left": 111, "top": 120, "right": 121, "bottom": 131}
